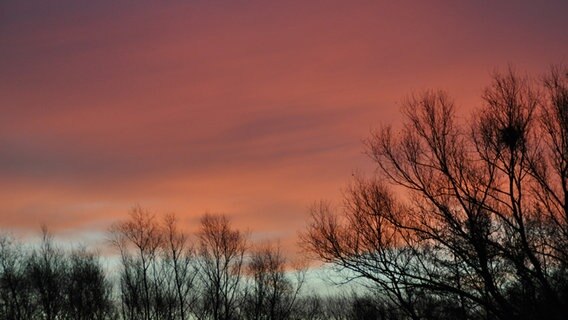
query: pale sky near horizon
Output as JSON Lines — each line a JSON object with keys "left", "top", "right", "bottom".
{"left": 1, "top": 0, "right": 567, "bottom": 255}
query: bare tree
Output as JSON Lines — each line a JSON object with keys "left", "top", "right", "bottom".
{"left": 302, "top": 181, "right": 423, "bottom": 320}
{"left": 302, "top": 66, "right": 568, "bottom": 320}
{"left": 197, "top": 213, "right": 247, "bottom": 320}
{"left": 530, "top": 66, "right": 568, "bottom": 265}
{"left": 161, "top": 213, "right": 197, "bottom": 320}
{"left": 27, "top": 226, "right": 68, "bottom": 320}
{"left": 63, "top": 247, "right": 115, "bottom": 320}
{"left": 0, "top": 234, "right": 32, "bottom": 320}
{"left": 243, "top": 242, "right": 305, "bottom": 320}
{"left": 295, "top": 293, "right": 325, "bottom": 320}
{"left": 110, "top": 206, "right": 164, "bottom": 320}
{"left": 1, "top": 230, "right": 116, "bottom": 320}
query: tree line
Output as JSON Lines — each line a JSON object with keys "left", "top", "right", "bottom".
{"left": 1, "top": 209, "right": 404, "bottom": 320}
{"left": 2, "top": 64, "right": 567, "bottom": 320}
{"left": 1, "top": 209, "right": 314, "bottom": 320}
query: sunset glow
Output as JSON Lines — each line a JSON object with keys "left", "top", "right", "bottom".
{"left": 1, "top": 0, "right": 567, "bottom": 250}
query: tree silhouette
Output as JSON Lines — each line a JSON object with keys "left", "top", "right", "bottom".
{"left": 0, "top": 234, "right": 32, "bottom": 320}
{"left": 161, "top": 213, "right": 197, "bottom": 320}
{"left": 197, "top": 213, "right": 247, "bottom": 320}
{"left": 110, "top": 206, "right": 167, "bottom": 320}
{"left": 302, "top": 66, "right": 568, "bottom": 320}
{"left": 0, "top": 228, "right": 115, "bottom": 320}
{"left": 64, "top": 248, "right": 115, "bottom": 320}
{"left": 243, "top": 242, "right": 305, "bottom": 320}
{"left": 27, "top": 226, "right": 68, "bottom": 320}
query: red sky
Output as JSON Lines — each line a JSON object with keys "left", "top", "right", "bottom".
{"left": 1, "top": 0, "right": 567, "bottom": 250}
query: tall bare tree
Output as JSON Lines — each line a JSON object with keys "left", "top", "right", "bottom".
{"left": 161, "top": 213, "right": 197, "bottom": 320}
{"left": 197, "top": 213, "right": 247, "bottom": 320}
{"left": 110, "top": 206, "right": 164, "bottom": 320}
{"left": 302, "top": 66, "right": 568, "bottom": 320}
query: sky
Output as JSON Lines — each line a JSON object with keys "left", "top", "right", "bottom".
{"left": 1, "top": 0, "right": 567, "bottom": 253}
